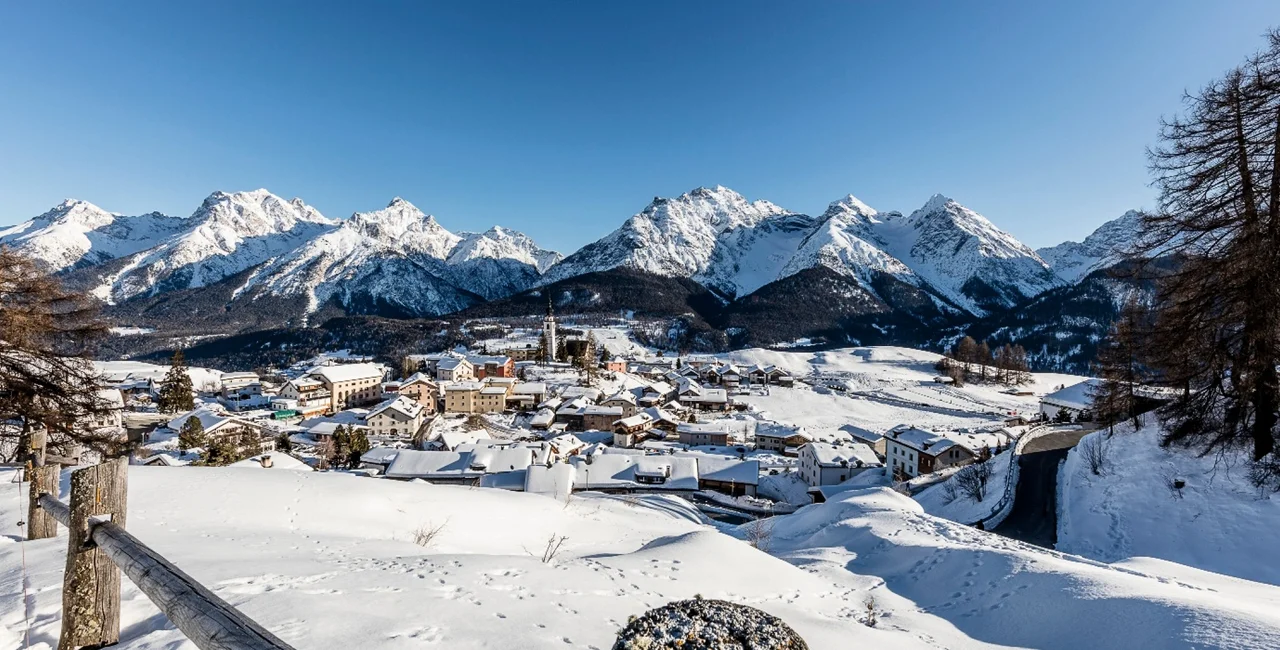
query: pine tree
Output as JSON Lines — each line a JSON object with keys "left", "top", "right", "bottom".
{"left": 177, "top": 415, "right": 207, "bottom": 451}
{"left": 1091, "top": 298, "right": 1150, "bottom": 433}
{"left": 330, "top": 425, "right": 353, "bottom": 469}
{"left": 346, "top": 427, "right": 371, "bottom": 468}
{"left": 275, "top": 431, "right": 293, "bottom": 453}
{"left": 157, "top": 349, "right": 195, "bottom": 414}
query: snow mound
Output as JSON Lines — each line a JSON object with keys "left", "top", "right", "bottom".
{"left": 1058, "top": 423, "right": 1280, "bottom": 587}
{"left": 759, "top": 487, "right": 1280, "bottom": 649}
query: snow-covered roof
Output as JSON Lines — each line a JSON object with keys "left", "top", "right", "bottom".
{"left": 437, "top": 357, "right": 471, "bottom": 371}
{"left": 512, "top": 382, "right": 547, "bottom": 395}
{"left": 694, "top": 456, "right": 759, "bottom": 485}
{"left": 480, "top": 386, "right": 509, "bottom": 396}
{"left": 307, "top": 362, "right": 384, "bottom": 384}
{"left": 755, "top": 421, "right": 810, "bottom": 441}
{"left": 445, "top": 381, "right": 484, "bottom": 392}
{"left": 677, "top": 423, "right": 728, "bottom": 435}
{"left": 569, "top": 455, "right": 698, "bottom": 491}
{"left": 803, "top": 442, "right": 881, "bottom": 468}
{"left": 616, "top": 413, "right": 654, "bottom": 429}
{"left": 530, "top": 409, "right": 556, "bottom": 427}
{"left": 166, "top": 407, "right": 256, "bottom": 434}
{"left": 645, "top": 381, "right": 675, "bottom": 395}
{"left": 229, "top": 453, "right": 314, "bottom": 472}
{"left": 367, "top": 395, "right": 423, "bottom": 420}
{"left": 525, "top": 463, "right": 575, "bottom": 500}
{"left": 886, "top": 427, "right": 966, "bottom": 455}
{"left": 360, "top": 447, "right": 400, "bottom": 465}
{"left": 384, "top": 447, "right": 534, "bottom": 479}
{"left": 681, "top": 388, "right": 727, "bottom": 404}
{"left": 1042, "top": 379, "right": 1103, "bottom": 411}
{"left": 401, "top": 372, "right": 436, "bottom": 387}
{"left": 95, "top": 388, "right": 125, "bottom": 409}
{"left": 438, "top": 429, "right": 485, "bottom": 450}
{"left": 603, "top": 391, "right": 637, "bottom": 405}
{"left": 560, "top": 386, "right": 602, "bottom": 402}
{"left": 583, "top": 405, "right": 624, "bottom": 417}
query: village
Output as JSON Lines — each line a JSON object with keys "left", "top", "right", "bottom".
{"left": 73, "top": 305, "right": 1100, "bottom": 524}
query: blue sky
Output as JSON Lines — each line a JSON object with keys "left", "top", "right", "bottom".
{"left": 1, "top": 1, "right": 1276, "bottom": 253}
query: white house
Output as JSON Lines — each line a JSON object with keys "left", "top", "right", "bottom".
{"left": 364, "top": 395, "right": 425, "bottom": 439}
{"left": 883, "top": 427, "right": 978, "bottom": 480}
{"left": 435, "top": 356, "right": 475, "bottom": 383}
{"left": 798, "top": 441, "right": 882, "bottom": 487}
{"left": 1040, "top": 379, "right": 1103, "bottom": 421}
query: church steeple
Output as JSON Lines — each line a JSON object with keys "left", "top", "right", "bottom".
{"left": 542, "top": 296, "right": 558, "bottom": 362}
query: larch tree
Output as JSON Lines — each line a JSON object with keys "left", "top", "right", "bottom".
{"left": 1091, "top": 297, "right": 1151, "bottom": 433}
{"left": 0, "top": 248, "right": 115, "bottom": 464}
{"left": 1134, "top": 29, "right": 1280, "bottom": 470}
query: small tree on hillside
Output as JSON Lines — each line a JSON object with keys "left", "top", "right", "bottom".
{"left": 157, "top": 349, "right": 195, "bottom": 414}
{"left": 1091, "top": 297, "right": 1150, "bottom": 433}
{"left": 177, "top": 415, "right": 207, "bottom": 451}
{"left": 345, "top": 427, "right": 371, "bottom": 468}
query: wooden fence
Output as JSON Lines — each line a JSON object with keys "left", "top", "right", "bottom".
{"left": 24, "top": 456, "right": 295, "bottom": 650}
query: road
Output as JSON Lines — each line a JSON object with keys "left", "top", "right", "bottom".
{"left": 991, "top": 428, "right": 1093, "bottom": 548}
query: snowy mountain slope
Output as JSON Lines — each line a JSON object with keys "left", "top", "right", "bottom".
{"left": 443, "top": 226, "right": 564, "bottom": 300}
{"left": 872, "top": 194, "right": 1063, "bottom": 315}
{"left": 777, "top": 195, "right": 930, "bottom": 297}
{"left": 90, "top": 189, "right": 337, "bottom": 303}
{"left": 699, "top": 212, "right": 818, "bottom": 298}
{"left": 9, "top": 192, "right": 560, "bottom": 318}
{"left": 1037, "top": 210, "right": 1144, "bottom": 284}
{"left": 541, "top": 186, "right": 797, "bottom": 286}
{"left": 238, "top": 198, "right": 482, "bottom": 315}
{"left": 0, "top": 199, "right": 186, "bottom": 272}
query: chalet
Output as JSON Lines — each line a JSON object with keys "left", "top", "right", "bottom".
{"left": 219, "top": 372, "right": 267, "bottom": 410}
{"left": 639, "top": 381, "right": 676, "bottom": 407}
{"left": 582, "top": 405, "right": 624, "bottom": 432}
{"left": 397, "top": 373, "right": 439, "bottom": 414}
{"left": 277, "top": 377, "right": 331, "bottom": 417}
{"left": 601, "top": 391, "right": 639, "bottom": 418}
{"left": 612, "top": 412, "right": 657, "bottom": 448}
{"left": 554, "top": 399, "right": 588, "bottom": 431}
{"left": 167, "top": 408, "right": 272, "bottom": 454}
{"left": 87, "top": 388, "right": 126, "bottom": 431}
{"left": 435, "top": 357, "right": 475, "bottom": 383}
{"left": 364, "top": 396, "right": 425, "bottom": 439}
{"left": 306, "top": 363, "right": 385, "bottom": 412}
{"left": 694, "top": 456, "right": 759, "bottom": 497}
{"left": 798, "top": 441, "right": 882, "bottom": 487}
{"left": 679, "top": 387, "right": 731, "bottom": 412}
{"left": 884, "top": 427, "right": 978, "bottom": 479}
{"left": 677, "top": 422, "right": 730, "bottom": 447}
{"left": 753, "top": 422, "right": 813, "bottom": 455}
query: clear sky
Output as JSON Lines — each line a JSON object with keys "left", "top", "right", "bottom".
{"left": 1, "top": 1, "right": 1276, "bottom": 253}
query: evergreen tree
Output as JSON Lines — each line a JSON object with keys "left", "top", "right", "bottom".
{"left": 329, "top": 425, "right": 353, "bottom": 469}
{"left": 346, "top": 427, "right": 371, "bottom": 468}
{"left": 157, "top": 349, "right": 195, "bottom": 414}
{"left": 177, "top": 415, "right": 207, "bottom": 451}
{"left": 275, "top": 430, "right": 294, "bottom": 453}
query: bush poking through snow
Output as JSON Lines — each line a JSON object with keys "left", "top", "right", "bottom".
{"left": 1080, "top": 435, "right": 1108, "bottom": 476}
{"left": 540, "top": 533, "right": 568, "bottom": 564}
{"left": 612, "top": 598, "right": 808, "bottom": 650}
{"left": 411, "top": 521, "right": 447, "bottom": 548}
{"left": 1160, "top": 471, "right": 1186, "bottom": 500}
{"left": 941, "top": 479, "right": 959, "bottom": 504}
{"left": 744, "top": 518, "right": 774, "bottom": 553}
{"left": 862, "top": 596, "right": 880, "bottom": 628}
{"left": 955, "top": 461, "right": 993, "bottom": 502}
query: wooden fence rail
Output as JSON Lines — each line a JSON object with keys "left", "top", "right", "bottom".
{"left": 28, "top": 459, "right": 295, "bottom": 650}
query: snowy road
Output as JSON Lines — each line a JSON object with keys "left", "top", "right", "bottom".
{"left": 992, "top": 429, "right": 1092, "bottom": 547}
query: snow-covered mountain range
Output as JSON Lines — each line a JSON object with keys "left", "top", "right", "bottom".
{"left": 2, "top": 186, "right": 1141, "bottom": 341}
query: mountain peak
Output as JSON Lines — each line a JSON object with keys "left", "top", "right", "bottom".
{"left": 825, "top": 194, "right": 878, "bottom": 219}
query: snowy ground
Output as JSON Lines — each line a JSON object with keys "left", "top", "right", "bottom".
{"left": 915, "top": 450, "right": 1014, "bottom": 524}
{"left": 6, "top": 468, "right": 1280, "bottom": 649}
{"left": 1058, "top": 423, "right": 1280, "bottom": 587}
{"left": 757, "top": 488, "right": 1280, "bottom": 649}
{"left": 727, "top": 347, "right": 1081, "bottom": 436}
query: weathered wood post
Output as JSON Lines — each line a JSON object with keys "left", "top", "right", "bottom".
{"left": 59, "top": 458, "right": 128, "bottom": 650}
{"left": 27, "top": 464, "right": 59, "bottom": 540}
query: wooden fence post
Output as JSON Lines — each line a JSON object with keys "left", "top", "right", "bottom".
{"left": 27, "top": 464, "right": 59, "bottom": 540}
{"left": 60, "top": 458, "right": 128, "bottom": 650}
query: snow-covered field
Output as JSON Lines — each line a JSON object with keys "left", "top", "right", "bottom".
{"left": 6, "top": 468, "right": 1280, "bottom": 649}
{"left": 726, "top": 347, "right": 1081, "bottom": 435}
{"left": 1058, "top": 423, "right": 1280, "bottom": 588}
